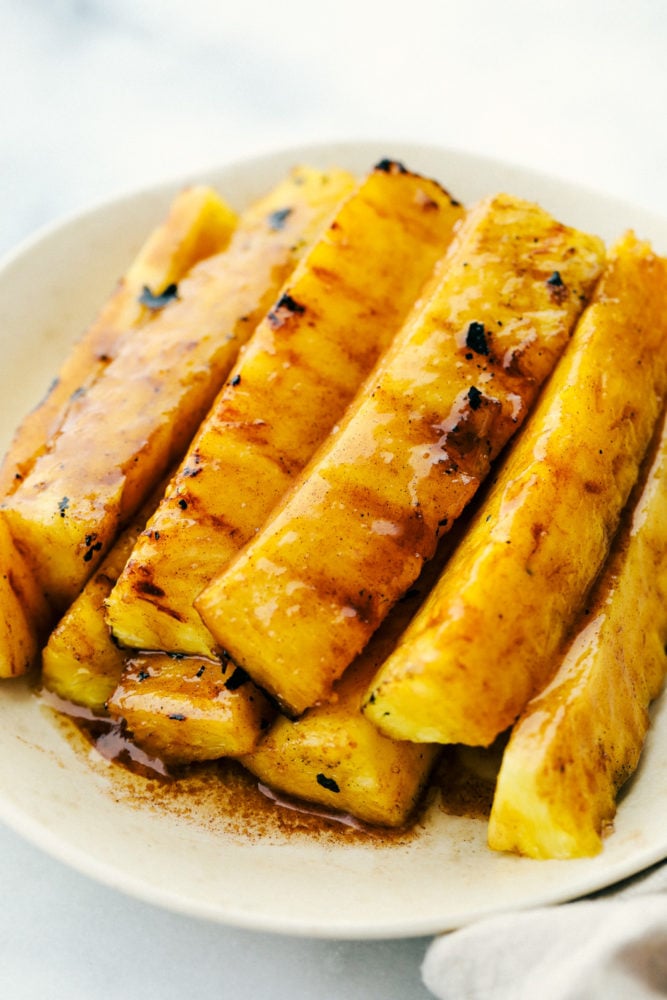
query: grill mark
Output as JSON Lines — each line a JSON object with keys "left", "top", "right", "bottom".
{"left": 308, "top": 263, "right": 393, "bottom": 317}
{"left": 263, "top": 376, "right": 546, "bottom": 635}
{"left": 135, "top": 580, "right": 166, "bottom": 598}
{"left": 268, "top": 485, "right": 435, "bottom": 632}
{"left": 6, "top": 569, "right": 24, "bottom": 605}
{"left": 146, "top": 601, "right": 186, "bottom": 623}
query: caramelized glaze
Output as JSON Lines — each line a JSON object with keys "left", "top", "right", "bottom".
{"left": 42, "top": 671, "right": 510, "bottom": 846}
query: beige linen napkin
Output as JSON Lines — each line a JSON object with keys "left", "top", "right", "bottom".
{"left": 422, "top": 862, "right": 667, "bottom": 1000}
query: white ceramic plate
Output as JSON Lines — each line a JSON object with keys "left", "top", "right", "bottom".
{"left": 1, "top": 141, "right": 667, "bottom": 940}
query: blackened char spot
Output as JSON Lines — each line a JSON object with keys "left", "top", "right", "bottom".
{"left": 224, "top": 666, "right": 250, "bottom": 691}
{"left": 546, "top": 269, "right": 568, "bottom": 303}
{"left": 316, "top": 773, "right": 340, "bottom": 793}
{"left": 83, "top": 537, "right": 102, "bottom": 562}
{"left": 467, "top": 385, "right": 483, "bottom": 411}
{"left": 465, "top": 322, "right": 489, "bottom": 356}
{"left": 374, "top": 158, "right": 408, "bottom": 174}
{"left": 267, "top": 293, "right": 306, "bottom": 329}
{"left": 267, "top": 207, "right": 293, "bottom": 231}
{"left": 138, "top": 283, "right": 179, "bottom": 310}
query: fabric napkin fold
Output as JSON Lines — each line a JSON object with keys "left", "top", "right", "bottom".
{"left": 422, "top": 861, "right": 667, "bottom": 1000}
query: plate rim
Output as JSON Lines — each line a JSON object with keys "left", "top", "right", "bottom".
{"left": 1, "top": 139, "right": 667, "bottom": 940}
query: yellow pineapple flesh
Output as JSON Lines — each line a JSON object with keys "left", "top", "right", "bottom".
{"left": 41, "top": 483, "right": 167, "bottom": 712}
{"left": 364, "top": 233, "right": 667, "bottom": 748}
{"left": 107, "top": 653, "right": 274, "bottom": 764}
{"left": 107, "top": 161, "right": 464, "bottom": 657}
{"left": 1, "top": 167, "right": 355, "bottom": 610}
{"left": 489, "top": 401, "right": 667, "bottom": 858}
{"left": 0, "top": 513, "right": 51, "bottom": 677}
{"left": 198, "top": 194, "right": 605, "bottom": 716}
{"left": 241, "top": 558, "right": 444, "bottom": 827}
{"left": 0, "top": 185, "right": 237, "bottom": 496}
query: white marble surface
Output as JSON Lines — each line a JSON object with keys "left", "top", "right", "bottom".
{"left": 1, "top": 1, "right": 667, "bottom": 997}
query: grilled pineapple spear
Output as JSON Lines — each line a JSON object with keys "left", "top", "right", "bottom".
{"left": 241, "top": 649, "right": 438, "bottom": 828}
{"left": 197, "top": 194, "right": 605, "bottom": 716}
{"left": 106, "top": 161, "right": 465, "bottom": 658}
{"left": 365, "top": 233, "right": 667, "bottom": 748}
{"left": 42, "top": 474, "right": 275, "bottom": 757}
{"left": 103, "top": 162, "right": 463, "bottom": 765}
{"left": 1, "top": 166, "right": 355, "bottom": 610}
{"left": 107, "top": 654, "right": 275, "bottom": 763}
{"left": 0, "top": 185, "right": 237, "bottom": 496}
{"left": 240, "top": 555, "right": 447, "bottom": 827}
{"left": 41, "top": 482, "right": 167, "bottom": 712}
{"left": 0, "top": 186, "right": 235, "bottom": 676}
{"left": 488, "top": 403, "right": 667, "bottom": 859}
{"left": 0, "top": 513, "right": 51, "bottom": 677}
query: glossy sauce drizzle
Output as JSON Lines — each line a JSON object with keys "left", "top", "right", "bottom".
{"left": 40, "top": 688, "right": 501, "bottom": 841}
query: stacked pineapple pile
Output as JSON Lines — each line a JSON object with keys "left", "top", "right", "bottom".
{"left": 2, "top": 157, "right": 666, "bottom": 859}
